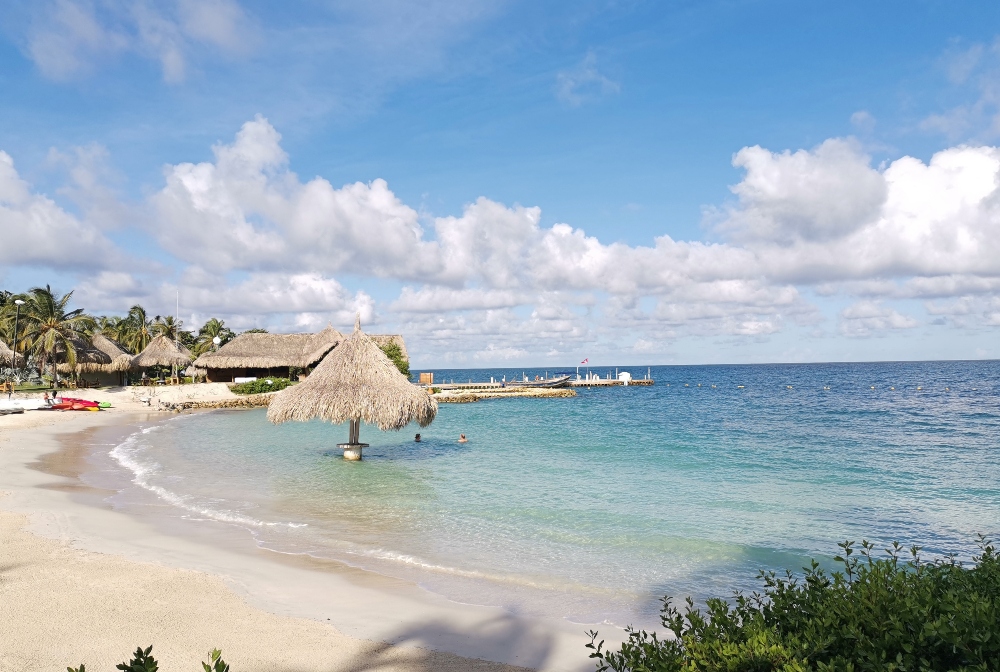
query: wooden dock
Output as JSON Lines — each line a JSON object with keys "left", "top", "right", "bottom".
{"left": 422, "top": 378, "right": 654, "bottom": 391}
{"left": 566, "top": 378, "right": 653, "bottom": 387}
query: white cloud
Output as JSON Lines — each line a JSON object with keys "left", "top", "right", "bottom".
{"left": 0, "top": 150, "right": 121, "bottom": 268}
{"left": 839, "top": 301, "right": 918, "bottom": 338}
{"left": 9, "top": 116, "right": 1000, "bottom": 362}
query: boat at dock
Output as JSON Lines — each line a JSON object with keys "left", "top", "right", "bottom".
{"left": 506, "top": 374, "right": 572, "bottom": 388}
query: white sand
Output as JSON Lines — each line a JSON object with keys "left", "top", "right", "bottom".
{"left": 0, "top": 408, "right": 608, "bottom": 671}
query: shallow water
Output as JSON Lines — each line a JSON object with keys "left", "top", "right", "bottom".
{"left": 100, "top": 361, "right": 1000, "bottom": 627}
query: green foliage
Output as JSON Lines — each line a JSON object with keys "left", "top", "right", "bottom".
{"left": 241, "top": 328, "right": 268, "bottom": 334}
{"left": 587, "top": 537, "right": 1000, "bottom": 672}
{"left": 116, "top": 645, "right": 158, "bottom": 672}
{"left": 380, "top": 342, "right": 410, "bottom": 377}
{"left": 230, "top": 377, "right": 293, "bottom": 394}
{"left": 202, "top": 648, "right": 230, "bottom": 672}
{"left": 67, "top": 665, "right": 85, "bottom": 672}
{"left": 194, "top": 318, "right": 235, "bottom": 356}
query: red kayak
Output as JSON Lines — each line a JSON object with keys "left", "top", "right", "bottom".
{"left": 50, "top": 402, "right": 73, "bottom": 410}
{"left": 60, "top": 397, "right": 99, "bottom": 408}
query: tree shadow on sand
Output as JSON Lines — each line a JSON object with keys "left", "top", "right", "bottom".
{"left": 338, "top": 612, "right": 555, "bottom": 672}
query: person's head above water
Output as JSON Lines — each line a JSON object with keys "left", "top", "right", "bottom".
{"left": 458, "top": 433, "right": 468, "bottom": 443}
{"left": 415, "top": 433, "right": 421, "bottom": 442}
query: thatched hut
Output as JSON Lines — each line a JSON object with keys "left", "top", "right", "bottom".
{"left": 0, "top": 340, "right": 23, "bottom": 367}
{"left": 56, "top": 334, "right": 134, "bottom": 386}
{"left": 193, "top": 325, "right": 344, "bottom": 382}
{"left": 268, "top": 318, "right": 435, "bottom": 461}
{"left": 132, "top": 335, "right": 194, "bottom": 371}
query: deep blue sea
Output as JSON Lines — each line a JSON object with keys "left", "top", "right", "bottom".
{"left": 103, "top": 361, "right": 1000, "bottom": 628}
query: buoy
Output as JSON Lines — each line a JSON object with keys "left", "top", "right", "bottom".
{"left": 786, "top": 385, "right": 793, "bottom": 389}
{"left": 697, "top": 383, "right": 702, "bottom": 387}
{"left": 945, "top": 387, "right": 950, "bottom": 391}
{"left": 737, "top": 385, "right": 745, "bottom": 389}
{"left": 823, "top": 386, "right": 830, "bottom": 390}
{"left": 917, "top": 386, "right": 922, "bottom": 390}
{"left": 890, "top": 387, "right": 895, "bottom": 391}
{"left": 871, "top": 386, "right": 875, "bottom": 390}
{"left": 684, "top": 384, "right": 689, "bottom": 387}
{"left": 711, "top": 385, "right": 716, "bottom": 388}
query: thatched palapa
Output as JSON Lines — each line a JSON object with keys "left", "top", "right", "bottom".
{"left": 192, "top": 325, "right": 343, "bottom": 381}
{"left": 56, "top": 334, "right": 133, "bottom": 374}
{"left": 268, "top": 318, "right": 435, "bottom": 460}
{"left": 132, "top": 335, "right": 194, "bottom": 369}
{"left": 0, "top": 340, "right": 23, "bottom": 366}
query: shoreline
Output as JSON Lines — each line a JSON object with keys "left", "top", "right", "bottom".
{"left": 0, "top": 409, "right": 607, "bottom": 671}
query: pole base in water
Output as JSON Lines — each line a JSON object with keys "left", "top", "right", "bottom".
{"left": 337, "top": 443, "right": 369, "bottom": 461}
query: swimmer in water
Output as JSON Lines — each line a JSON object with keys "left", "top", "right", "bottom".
{"left": 458, "top": 434, "right": 468, "bottom": 443}
{"left": 414, "top": 433, "right": 421, "bottom": 442}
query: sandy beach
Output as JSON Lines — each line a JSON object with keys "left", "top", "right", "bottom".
{"left": 0, "top": 393, "right": 603, "bottom": 672}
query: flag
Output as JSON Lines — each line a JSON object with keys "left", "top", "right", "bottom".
{"left": 580, "top": 358, "right": 588, "bottom": 364}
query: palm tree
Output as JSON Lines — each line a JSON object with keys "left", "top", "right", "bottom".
{"left": 153, "top": 315, "right": 196, "bottom": 349}
{"left": 94, "top": 315, "right": 127, "bottom": 342}
{"left": 18, "top": 286, "right": 95, "bottom": 386}
{"left": 194, "top": 318, "right": 235, "bottom": 355}
{"left": 119, "top": 305, "right": 154, "bottom": 355}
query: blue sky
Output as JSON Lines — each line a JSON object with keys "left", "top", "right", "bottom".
{"left": 2, "top": 0, "right": 1000, "bottom": 366}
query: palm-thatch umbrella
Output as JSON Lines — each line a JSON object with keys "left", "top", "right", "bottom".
{"left": 132, "top": 335, "right": 194, "bottom": 371}
{"left": 267, "top": 317, "right": 436, "bottom": 460}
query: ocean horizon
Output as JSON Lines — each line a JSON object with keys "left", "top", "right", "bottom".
{"left": 85, "top": 360, "right": 1000, "bottom": 630}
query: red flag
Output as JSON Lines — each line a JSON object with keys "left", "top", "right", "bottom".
{"left": 580, "top": 358, "right": 588, "bottom": 364}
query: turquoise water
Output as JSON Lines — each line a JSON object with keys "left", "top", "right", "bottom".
{"left": 106, "top": 361, "right": 1000, "bottom": 627}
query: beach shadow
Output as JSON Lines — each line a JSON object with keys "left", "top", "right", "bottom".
{"left": 338, "top": 612, "right": 553, "bottom": 672}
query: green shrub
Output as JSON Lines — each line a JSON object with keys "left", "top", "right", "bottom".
{"left": 229, "top": 377, "right": 293, "bottom": 395}
{"left": 68, "top": 646, "right": 228, "bottom": 672}
{"left": 380, "top": 342, "right": 410, "bottom": 377}
{"left": 116, "top": 646, "right": 157, "bottom": 672}
{"left": 202, "top": 648, "right": 229, "bottom": 672}
{"left": 587, "top": 537, "right": 1000, "bottom": 672}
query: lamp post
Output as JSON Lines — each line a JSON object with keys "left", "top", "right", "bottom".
{"left": 9, "top": 299, "right": 25, "bottom": 400}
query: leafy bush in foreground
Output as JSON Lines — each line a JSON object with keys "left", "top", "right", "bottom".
{"left": 588, "top": 538, "right": 1000, "bottom": 672}
{"left": 229, "top": 377, "right": 293, "bottom": 395}
{"left": 67, "top": 645, "right": 229, "bottom": 672}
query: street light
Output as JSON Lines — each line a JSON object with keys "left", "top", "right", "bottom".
{"left": 9, "top": 299, "right": 25, "bottom": 400}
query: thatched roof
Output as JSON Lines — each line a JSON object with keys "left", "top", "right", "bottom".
{"left": 56, "top": 334, "right": 134, "bottom": 374}
{"left": 0, "top": 340, "right": 23, "bottom": 366}
{"left": 132, "top": 335, "right": 193, "bottom": 369}
{"left": 268, "top": 319, "right": 435, "bottom": 431}
{"left": 193, "top": 325, "right": 344, "bottom": 370}
{"left": 369, "top": 334, "right": 409, "bottom": 361}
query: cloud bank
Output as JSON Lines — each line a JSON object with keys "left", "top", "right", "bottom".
{"left": 3, "top": 116, "right": 1000, "bottom": 363}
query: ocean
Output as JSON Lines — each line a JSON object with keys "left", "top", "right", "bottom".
{"left": 92, "top": 361, "right": 1000, "bottom": 629}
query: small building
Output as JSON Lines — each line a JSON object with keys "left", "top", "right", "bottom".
{"left": 193, "top": 326, "right": 407, "bottom": 383}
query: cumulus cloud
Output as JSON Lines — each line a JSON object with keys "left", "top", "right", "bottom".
{"left": 8, "top": 115, "right": 1000, "bottom": 361}
{"left": 0, "top": 150, "right": 121, "bottom": 268}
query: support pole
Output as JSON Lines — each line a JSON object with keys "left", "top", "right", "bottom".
{"left": 339, "top": 419, "right": 367, "bottom": 461}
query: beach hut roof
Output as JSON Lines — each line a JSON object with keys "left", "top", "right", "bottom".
{"left": 267, "top": 318, "right": 435, "bottom": 431}
{"left": 192, "top": 325, "right": 344, "bottom": 370}
{"left": 56, "top": 333, "right": 134, "bottom": 374}
{"left": 0, "top": 339, "right": 23, "bottom": 366}
{"left": 132, "top": 335, "right": 194, "bottom": 369}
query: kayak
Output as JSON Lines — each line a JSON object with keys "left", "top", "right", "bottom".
{"left": 60, "top": 398, "right": 99, "bottom": 408}
{"left": 51, "top": 402, "right": 73, "bottom": 410}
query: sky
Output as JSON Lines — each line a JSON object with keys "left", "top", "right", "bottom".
{"left": 2, "top": 0, "right": 1000, "bottom": 367}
